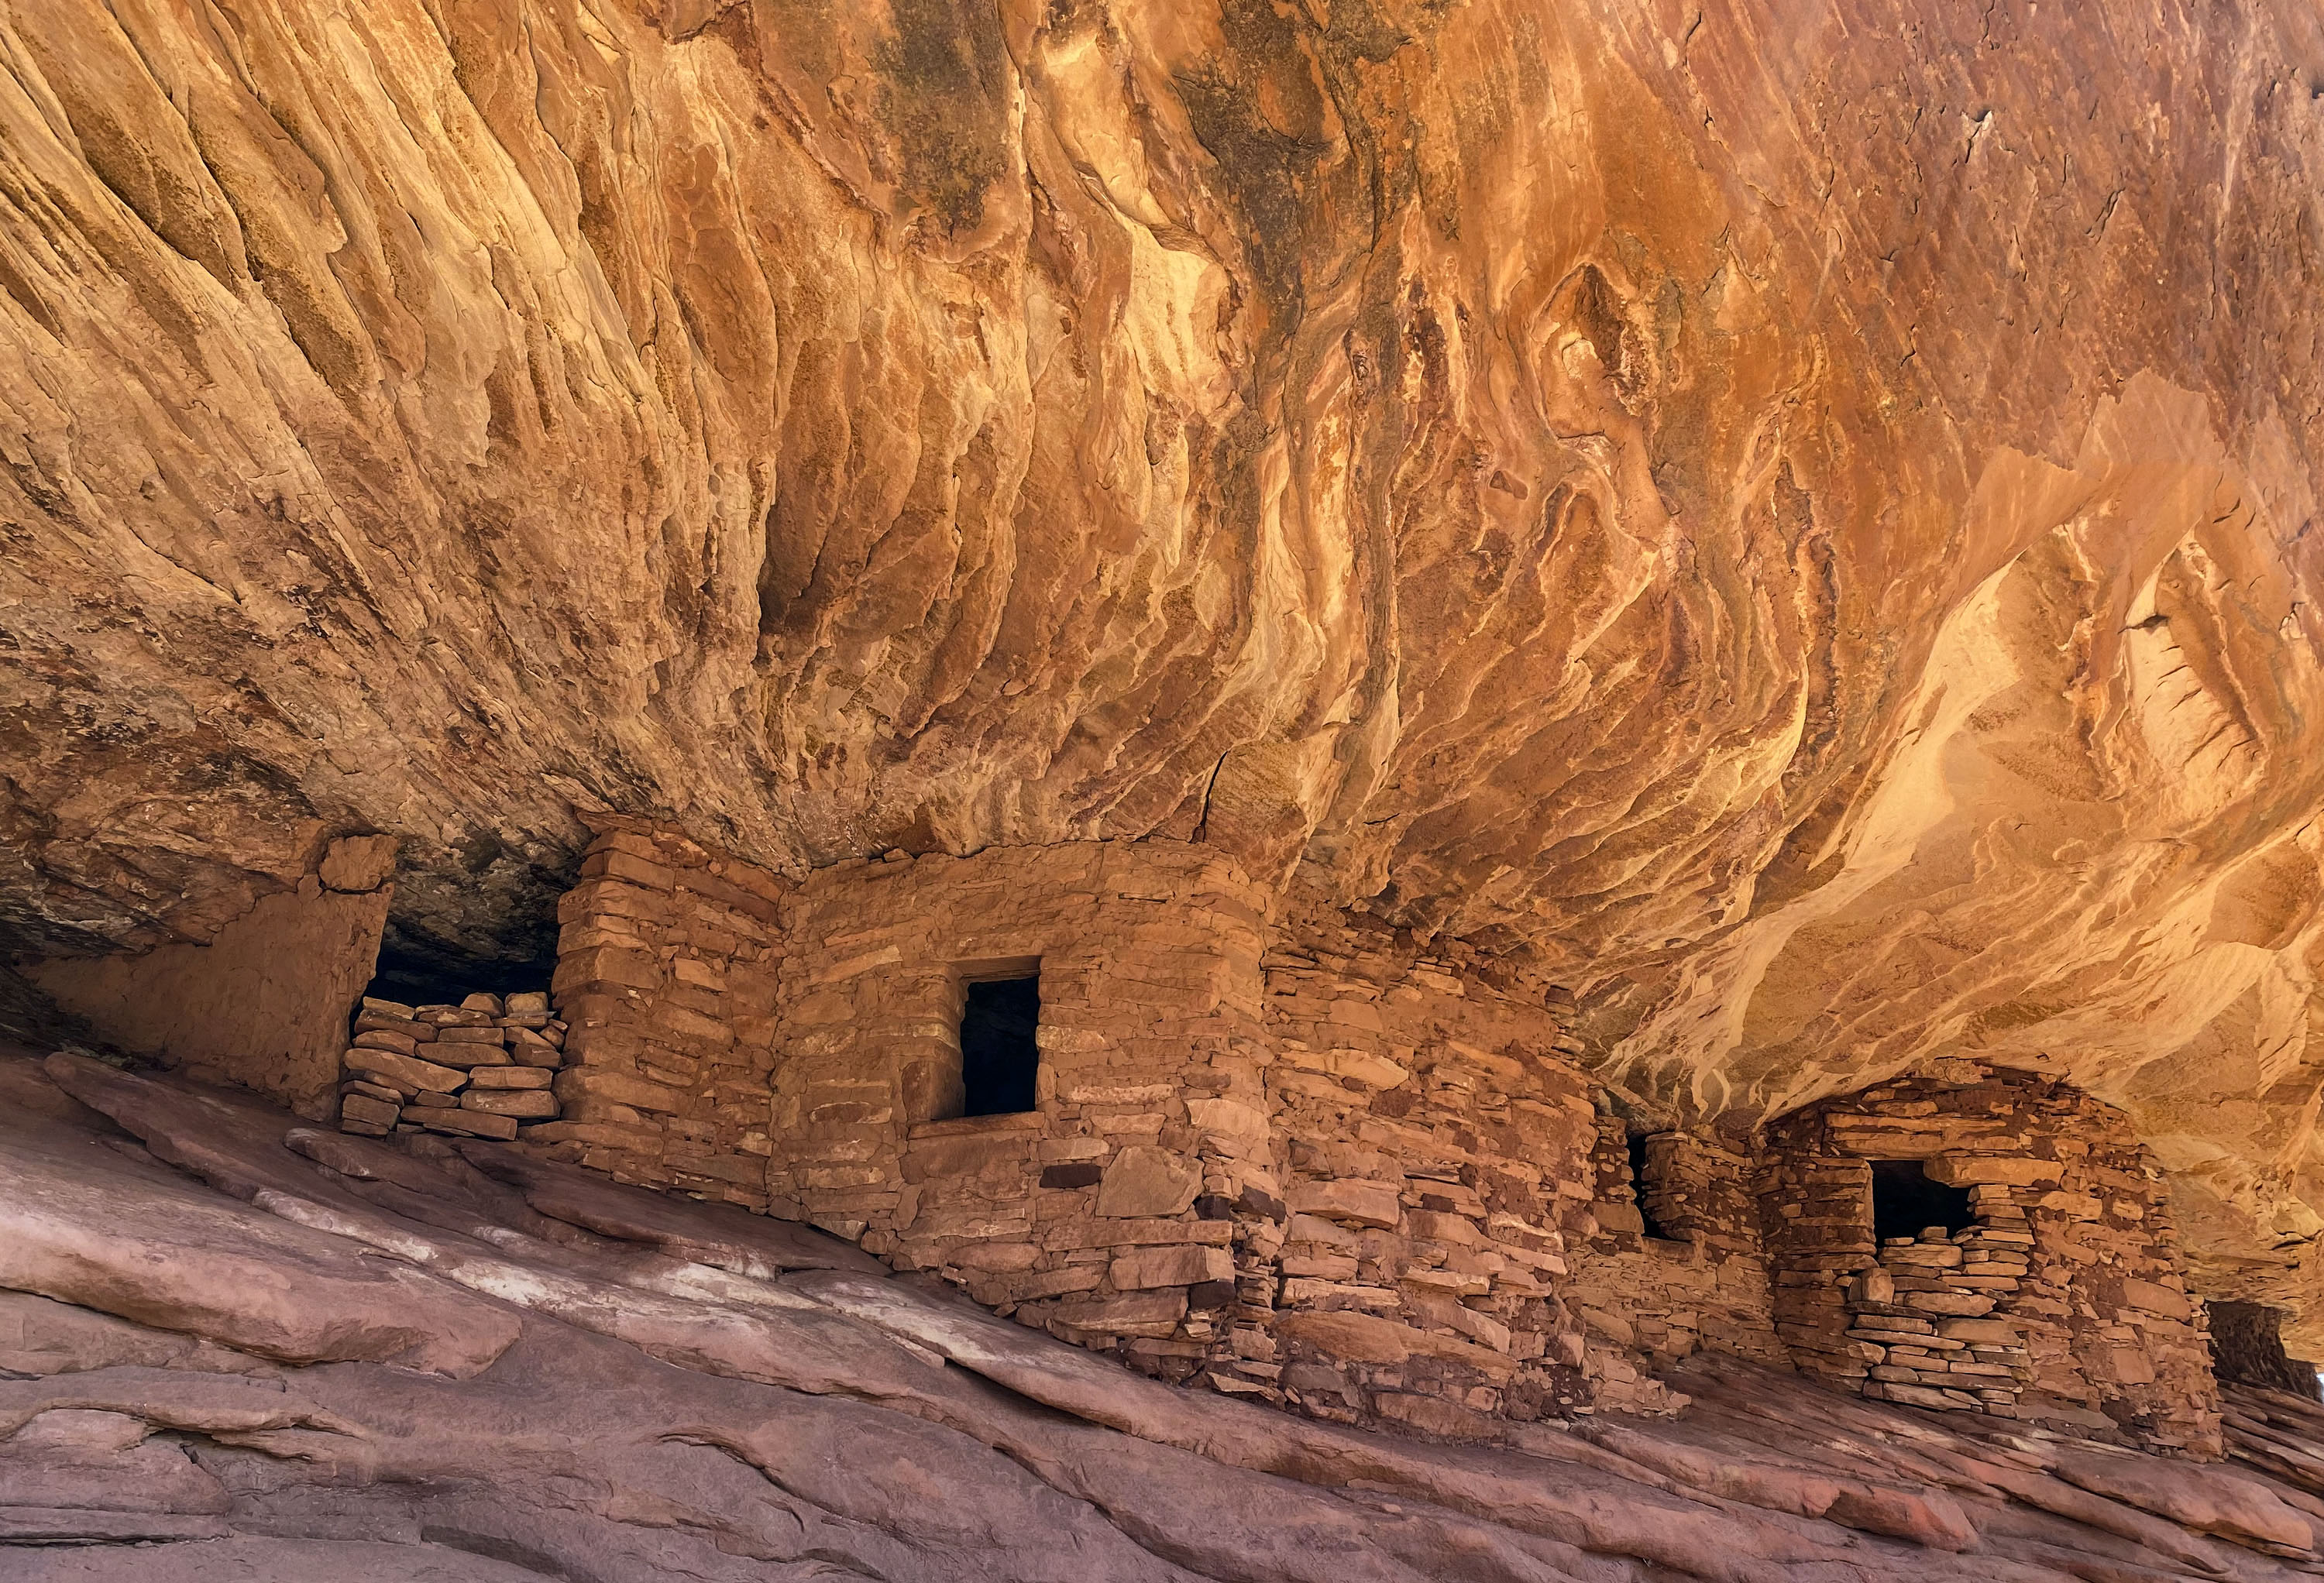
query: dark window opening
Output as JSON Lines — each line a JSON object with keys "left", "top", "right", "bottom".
{"left": 1627, "top": 1133, "right": 1672, "bottom": 1240}
{"left": 959, "top": 975, "right": 1040, "bottom": 1116}
{"left": 368, "top": 919, "right": 562, "bottom": 1009}
{"left": 1870, "top": 1159, "right": 1974, "bottom": 1243}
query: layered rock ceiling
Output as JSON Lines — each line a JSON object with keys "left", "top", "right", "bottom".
{"left": 5, "top": 0, "right": 2324, "bottom": 1315}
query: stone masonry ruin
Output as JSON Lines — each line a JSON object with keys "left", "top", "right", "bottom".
{"left": 5, "top": 809, "right": 2281, "bottom": 1458}
{"left": 1762, "top": 1067, "right": 2223, "bottom": 1455}
{"left": 12, "top": 1, "right": 2324, "bottom": 1568}
{"left": 531, "top": 819, "right": 1600, "bottom": 1434}
{"left": 256, "top": 816, "right": 2247, "bottom": 1453}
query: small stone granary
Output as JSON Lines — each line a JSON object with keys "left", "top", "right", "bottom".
{"left": 1761, "top": 1066, "right": 2223, "bottom": 1455}
{"left": 322, "top": 817, "right": 2249, "bottom": 1451}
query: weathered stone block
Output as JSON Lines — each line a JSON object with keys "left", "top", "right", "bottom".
{"left": 465, "top": 1069, "right": 547, "bottom": 1101}
{"left": 652, "top": 1002, "right": 735, "bottom": 1047}
{"left": 463, "top": 1089, "right": 559, "bottom": 1118}
{"left": 954, "top": 1241, "right": 1042, "bottom": 1272}
{"left": 1050, "top": 1290, "right": 1188, "bottom": 1338}
{"left": 340, "top": 1094, "right": 398, "bottom": 1128}
{"left": 586, "top": 849, "right": 678, "bottom": 891}
{"left": 665, "top": 1154, "right": 765, "bottom": 1186}
{"left": 555, "top": 1068, "right": 688, "bottom": 1115}
{"left": 1284, "top": 1177, "right": 1402, "bottom": 1229}
{"left": 344, "top": 1048, "right": 468, "bottom": 1096}
{"left": 2117, "top": 1278, "right": 2192, "bottom": 1320}
{"left": 1110, "top": 1244, "right": 1233, "bottom": 1290}
{"left": 811, "top": 945, "right": 902, "bottom": 985}
{"left": 418, "top": 1110, "right": 521, "bottom": 1141}
{"left": 425, "top": 1038, "right": 511, "bottom": 1069}
{"left": 351, "top": 1028, "right": 419, "bottom": 1055}
{"left": 1279, "top": 1279, "right": 1401, "bottom": 1310}
{"left": 1009, "top": 1266, "right": 1106, "bottom": 1302}
{"left": 1922, "top": 1155, "right": 2061, "bottom": 1187}
{"left": 1276, "top": 1310, "right": 1517, "bottom": 1379}
{"left": 521, "top": 1120, "right": 666, "bottom": 1152}
{"left": 1095, "top": 1146, "right": 1202, "bottom": 1217}
{"left": 1595, "top": 1202, "right": 1645, "bottom": 1236}
{"left": 554, "top": 945, "right": 663, "bottom": 995}
{"left": 903, "top": 1133, "right": 1030, "bottom": 1178}
{"left": 1048, "top": 1218, "right": 1232, "bottom": 1250}
{"left": 1406, "top": 1209, "right": 1481, "bottom": 1246}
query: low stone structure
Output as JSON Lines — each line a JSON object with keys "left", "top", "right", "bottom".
{"left": 279, "top": 817, "right": 2236, "bottom": 1449}
{"left": 1243, "top": 902, "right": 1595, "bottom": 1430}
{"left": 1762, "top": 1065, "right": 2222, "bottom": 1455}
{"left": 337, "top": 991, "right": 568, "bottom": 1140}
{"left": 531, "top": 822, "right": 1613, "bottom": 1432}
{"left": 1565, "top": 1116, "right": 1787, "bottom": 1413}
{"left": 541, "top": 822, "right": 789, "bottom": 1200}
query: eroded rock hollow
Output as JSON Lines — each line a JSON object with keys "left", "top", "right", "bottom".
{"left": 6, "top": 0, "right": 2324, "bottom": 1573}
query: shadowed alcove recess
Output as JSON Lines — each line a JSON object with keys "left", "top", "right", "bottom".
{"left": 366, "top": 929, "right": 562, "bottom": 1010}
{"left": 1872, "top": 1159, "right": 1975, "bottom": 1242}
{"left": 362, "top": 830, "right": 580, "bottom": 1008}
{"left": 1627, "top": 1132, "right": 1673, "bottom": 1241}
{"left": 958, "top": 972, "right": 1040, "bottom": 1118}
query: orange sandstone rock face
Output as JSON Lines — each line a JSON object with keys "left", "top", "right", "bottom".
{"left": 2, "top": 4, "right": 2322, "bottom": 1327}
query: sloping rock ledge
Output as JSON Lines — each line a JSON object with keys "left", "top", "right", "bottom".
{"left": 7, "top": 1046, "right": 2324, "bottom": 1583}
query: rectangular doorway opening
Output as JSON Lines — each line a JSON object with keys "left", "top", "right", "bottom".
{"left": 959, "top": 973, "right": 1040, "bottom": 1117}
{"left": 1627, "top": 1132, "right": 1673, "bottom": 1240}
{"left": 1870, "top": 1159, "right": 1973, "bottom": 1242}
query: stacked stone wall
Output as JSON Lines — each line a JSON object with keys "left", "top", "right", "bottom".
{"left": 337, "top": 989, "right": 566, "bottom": 1138}
{"left": 1762, "top": 1065, "right": 2222, "bottom": 1456}
{"left": 537, "top": 830, "right": 1611, "bottom": 1430}
{"left": 539, "top": 833, "right": 1277, "bottom": 1372}
{"left": 1566, "top": 1118, "right": 1786, "bottom": 1412}
{"left": 541, "top": 820, "right": 789, "bottom": 1207}
{"left": 1238, "top": 907, "right": 1594, "bottom": 1434}
{"left": 1837, "top": 1220, "right": 2037, "bottom": 1416}
{"left": 526, "top": 820, "right": 2229, "bottom": 1447}
{"left": 761, "top": 840, "right": 1275, "bottom": 1375}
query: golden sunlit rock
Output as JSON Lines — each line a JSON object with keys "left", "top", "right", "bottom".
{"left": 6, "top": 2, "right": 2324, "bottom": 1564}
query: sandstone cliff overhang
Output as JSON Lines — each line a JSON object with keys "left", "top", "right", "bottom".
{"left": 4, "top": 0, "right": 2323, "bottom": 1382}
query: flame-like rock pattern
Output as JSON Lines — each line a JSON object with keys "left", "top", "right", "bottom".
{"left": 3, "top": 4, "right": 2323, "bottom": 1322}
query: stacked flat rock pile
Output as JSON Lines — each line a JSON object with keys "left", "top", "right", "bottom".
{"left": 1848, "top": 1224, "right": 2034, "bottom": 1415}
{"left": 337, "top": 991, "right": 566, "bottom": 1142}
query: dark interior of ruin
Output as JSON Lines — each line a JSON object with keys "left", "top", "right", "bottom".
{"left": 1870, "top": 1159, "right": 1975, "bottom": 1242}
{"left": 958, "top": 973, "right": 1042, "bottom": 1118}
{"left": 1627, "top": 1133, "right": 1672, "bottom": 1241}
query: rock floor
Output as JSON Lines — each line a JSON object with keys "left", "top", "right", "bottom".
{"left": 5, "top": 1048, "right": 2324, "bottom": 1582}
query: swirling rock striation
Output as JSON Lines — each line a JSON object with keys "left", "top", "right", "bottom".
{"left": 2, "top": 3, "right": 2324, "bottom": 1322}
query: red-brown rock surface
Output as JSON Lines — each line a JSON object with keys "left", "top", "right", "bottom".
{"left": 4, "top": 3, "right": 2324, "bottom": 1320}
{"left": 13, "top": 1048, "right": 2324, "bottom": 1581}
